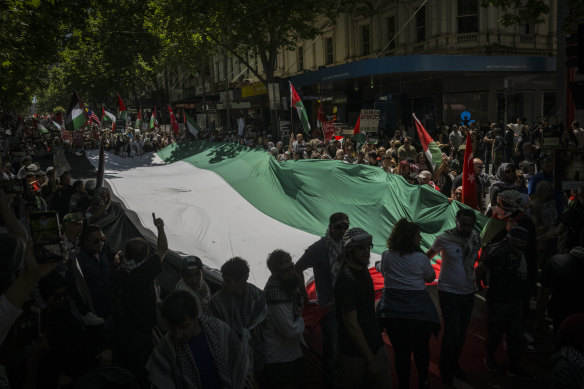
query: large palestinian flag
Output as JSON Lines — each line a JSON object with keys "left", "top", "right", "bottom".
{"left": 86, "top": 141, "right": 484, "bottom": 288}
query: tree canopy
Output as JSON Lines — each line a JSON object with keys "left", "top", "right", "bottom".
{"left": 148, "top": 0, "right": 354, "bottom": 86}
{"left": 0, "top": 0, "right": 92, "bottom": 111}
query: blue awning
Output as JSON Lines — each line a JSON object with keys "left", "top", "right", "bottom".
{"left": 289, "top": 55, "right": 556, "bottom": 87}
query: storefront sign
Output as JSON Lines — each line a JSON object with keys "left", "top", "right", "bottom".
{"left": 242, "top": 82, "right": 268, "bottom": 98}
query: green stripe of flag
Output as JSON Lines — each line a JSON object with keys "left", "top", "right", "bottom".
{"left": 156, "top": 141, "right": 486, "bottom": 254}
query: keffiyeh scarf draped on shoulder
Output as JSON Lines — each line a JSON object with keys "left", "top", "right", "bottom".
{"left": 264, "top": 276, "right": 303, "bottom": 319}
{"left": 210, "top": 284, "right": 267, "bottom": 371}
{"left": 441, "top": 228, "right": 481, "bottom": 281}
{"left": 147, "top": 315, "right": 252, "bottom": 389}
{"left": 210, "top": 284, "right": 265, "bottom": 334}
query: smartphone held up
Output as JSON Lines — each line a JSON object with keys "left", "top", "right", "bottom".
{"left": 29, "top": 211, "right": 64, "bottom": 263}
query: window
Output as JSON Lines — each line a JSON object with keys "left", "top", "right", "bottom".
{"left": 325, "top": 37, "right": 334, "bottom": 65}
{"left": 415, "top": 6, "right": 426, "bottom": 43}
{"left": 387, "top": 16, "right": 396, "bottom": 50}
{"left": 361, "top": 24, "right": 370, "bottom": 56}
{"left": 443, "top": 92, "right": 489, "bottom": 125}
{"left": 457, "top": 0, "right": 479, "bottom": 34}
{"left": 297, "top": 47, "right": 304, "bottom": 72}
{"left": 543, "top": 92, "right": 556, "bottom": 117}
{"left": 518, "top": 8, "right": 534, "bottom": 35}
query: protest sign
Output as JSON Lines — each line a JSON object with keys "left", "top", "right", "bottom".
{"left": 322, "top": 121, "right": 335, "bottom": 142}
{"left": 53, "top": 148, "right": 72, "bottom": 176}
{"left": 359, "top": 109, "right": 380, "bottom": 133}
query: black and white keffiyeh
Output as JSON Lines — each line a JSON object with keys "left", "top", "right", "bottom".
{"left": 264, "top": 276, "right": 303, "bottom": 319}
{"left": 147, "top": 315, "right": 252, "bottom": 389}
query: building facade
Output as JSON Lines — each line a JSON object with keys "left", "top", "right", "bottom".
{"left": 195, "top": 0, "right": 558, "bottom": 134}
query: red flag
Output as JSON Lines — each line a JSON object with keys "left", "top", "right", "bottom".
{"left": 117, "top": 94, "right": 126, "bottom": 112}
{"left": 462, "top": 133, "right": 478, "bottom": 210}
{"left": 353, "top": 116, "right": 361, "bottom": 135}
{"left": 317, "top": 103, "right": 325, "bottom": 124}
{"left": 168, "top": 105, "right": 179, "bottom": 135}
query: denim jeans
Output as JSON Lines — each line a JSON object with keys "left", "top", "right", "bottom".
{"left": 438, "top": 291, "right": 474, "bottom": 377}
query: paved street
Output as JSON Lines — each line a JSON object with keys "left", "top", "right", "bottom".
{"left": 304, "top": 285, "right": 555, "bottom": 388}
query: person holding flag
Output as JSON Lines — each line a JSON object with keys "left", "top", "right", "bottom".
{"left": 451, "top": 134, "right": 489, "bottom": 212}
{"left": 135, "top": 108, "right": 142, "bottom": 132}
{"left": 184, "top": 110, "right": 201, "bottom": 137}
{"left": 413, "top": 113, "right": 442, "bottom": 171}
{"left": 65, "top": 92, "right": 89, "bottom": 132}
{"left": 101, "top": 108, "right": 117, "bottom": 132}
{"left": 353, "top": 115, "right": 367, "bottom": 145}
{"left": 290, "top": 82, "right": 310, "bottom": 134}
{"left": 87, "top": 109, "right": 101, "bottom": 126}
{"left": 150, "top": 108, "right": 158, "bottom": 130}
{"left": 168, "top": 106, "right": 179, "bottom": 135}
{"left": 117, "top": 94, "right": 127, "bottom": 120}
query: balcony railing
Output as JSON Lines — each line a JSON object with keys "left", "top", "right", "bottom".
{"left": 518, "top": 34, "right": 535, "bottom": 44}
{"left": 456, "top": 32, "right": 479, "bottom": 44}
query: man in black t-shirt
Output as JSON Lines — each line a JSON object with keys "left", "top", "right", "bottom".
{"left": 479, "top": 227, "right": 535, "bottom": 381}
{"left": 112, "top": 212, "right": 168, "bottom": 386}
{"left": 540, "top": 186, "right": 584, "bottom": 251}
{"left": 333, "top": 228, "right": 392, "bottom": 389}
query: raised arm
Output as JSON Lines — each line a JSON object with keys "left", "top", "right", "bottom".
{"left": 152, "top": 212, "right": 168, "bottom": 261}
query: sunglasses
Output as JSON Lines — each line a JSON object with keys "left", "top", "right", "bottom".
{"left": 333, "top": 223, "right": 349, "bottom": 230}
{"left": 355, "top": 243, "right": 374, "bottom": 250}
{"left": 475, "top": 165, "right": 484, "bottom": 169}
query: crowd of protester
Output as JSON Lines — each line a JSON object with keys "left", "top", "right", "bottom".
{"left": 0, "top": 114, "right": 583, "bottom": 388}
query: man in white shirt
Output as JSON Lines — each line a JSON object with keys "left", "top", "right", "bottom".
{"left": 263, "top": 249, "right": 305, "bottom": 388}
{"left": 449, "top": 125, "right": 463, "bottom": 150}
{"left": 572, "top": 121, "right": 584, "bottom": 148}
{"left": 426, "top": 208, "right": 480, "bottom": 385}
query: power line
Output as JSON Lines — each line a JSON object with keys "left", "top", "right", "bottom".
{"left": 378, "top": 0, "right": 428, "bottom": 57}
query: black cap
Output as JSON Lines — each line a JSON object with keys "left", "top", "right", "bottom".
{"left": 181, "top": 256, "right": 203, "bottom": 272}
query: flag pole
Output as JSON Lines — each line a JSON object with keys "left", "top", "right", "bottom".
{"left": 289, "top": 82, "right": 293, "bottom": 139}
{"left": 320, "top": 101, "right": 326, "bottom": 140}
